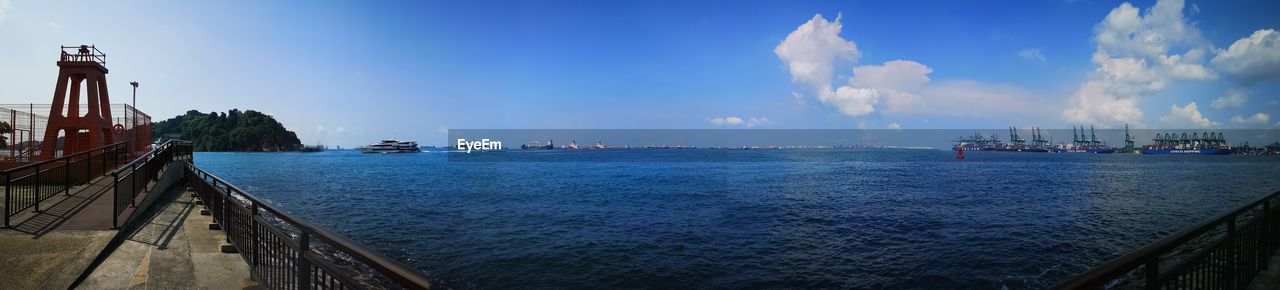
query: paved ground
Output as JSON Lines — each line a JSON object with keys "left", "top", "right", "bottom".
{"left": 0, "top": 230, "right": 114, "bottom": 289}
{"left": 79, "top": 186, "right": 257, "bottom": 289}
{"left": 1248, "top": 251, "right": 1280, "bottom": 290}
{"left": 0, "top": 162, "right": 257, "bottom": 289}
{"left": 0, "top": 175, "right": 125, "bottom": 289}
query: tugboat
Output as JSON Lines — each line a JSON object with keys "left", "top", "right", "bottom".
{"left": 1141, "top": 131, "right": 1232, "bottom": 155}
{"left": 357, "top": 139, "right": 421, "bottom": 153}
{"left": 1053, "top": 126, "right": 1115, "bottom": 154}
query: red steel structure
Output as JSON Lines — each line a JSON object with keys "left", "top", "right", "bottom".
{"left": 34, "top": 45, "right": 150, "bottom": 160}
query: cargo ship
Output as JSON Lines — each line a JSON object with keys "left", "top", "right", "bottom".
{"left": 1052, "top": 126, "right": 1114, "bottom": 154}
{"left": 952, "top": 127, "right": 1051, "bottom": 152}
{"left": 521, "top": 139, "right": 555, "bottom": 150}
{"left": 952, "top": 132, "right": 1002, "bottom": 151}
{"left": 997, "top": 127, "right": 1050, "bottom": 152}
{"left": 1140, "top": 131, "right": 1232, "bottom": 155}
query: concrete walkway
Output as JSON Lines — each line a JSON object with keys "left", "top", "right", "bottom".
{"left": 0, "top": 174, "right": 131, "bottom": 289}
{"left": 0, "top": 160, "right": 257, "bottom": 289}
{"left": 78, "top": 186, "right": 257, "bottom": 289}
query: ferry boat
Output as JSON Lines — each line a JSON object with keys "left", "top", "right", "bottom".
{"left": 357, "top": 139, "right": 420, "bottom": 153}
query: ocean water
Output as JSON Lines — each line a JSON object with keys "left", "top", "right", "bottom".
{"left": 194, "top": 149, "right": 1280, "bottom": 289}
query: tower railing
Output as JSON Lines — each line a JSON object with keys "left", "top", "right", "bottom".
{"left": 1058, "top": 190, "right": 1280, "bottom": 289}
{"left": 59, "top": 45, "right": 106, "bottom": 66}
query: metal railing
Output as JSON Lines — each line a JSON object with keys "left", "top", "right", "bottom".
{"left": 110, "top": 140, "right": 190, "bottom": 228}
{"left": 1058, "top": 190, "right": 1280, "bottom": 289}
{"left": 59, "top": 45, "right": 106, "bottom": 66}
{"left": 2, "top": 141, "right": 128, "bottom": 227}
{"left": 185, "top": 163, "right": 432, "bottom": 289}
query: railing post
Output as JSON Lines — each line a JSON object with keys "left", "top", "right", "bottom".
{"left": 1144, "top": 258, "right": 1160, "bottom": 290}
{"left": 223, "top": 187, "right": 231, "bottom": 243}
{"left": 298, "top": 231, "right": 312, "bottom": 289}
{"left": 1265, "top": 200, "right": 1272, "bottom": 271}
{"left": 111, "top": 171, "right": 119, "bottom": 229}
{"left": 64, "top": 157, "right": 70, "bottom": 195}
{"left": 1228, "top": 216, "right": 1238, "bottom": 289}
{"left": 33, "top": 164, "right": 40, "bottom": 212}
{"left": 130, "top": 164, "right": 138, "bottom": 207}
{"left": 4, "top": 173, "right": 10, "bottom": 228}
{"left": 86, "top": 150, "right": 92, "bottom": 182}
{"left": 252, "top": 202, "right": 260, "bottom": 268}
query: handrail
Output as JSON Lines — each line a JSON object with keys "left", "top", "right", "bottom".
{"left": 110, "top": 139, "right": 188, "bottom": 228}
{"left": 112, "top": 140, "right": 181, "bottom": 175}
{"left": 186, "top": 163, "right": 433, "bottom": 289}
{"left": 1058, "top": 190, "right": 1280, "bottom": 289}
{"left": 4, "top": 141, "right": 129, "bottom": 227}
{"left": 59, "top": 45, "right": 106, "bottom": 66}
{"left": 2, "top": 141, "right": 126, "bottom": 174}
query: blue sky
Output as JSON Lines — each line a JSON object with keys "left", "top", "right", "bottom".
{"left": 1, "top": 0, "right": 1278, "bottom": 146}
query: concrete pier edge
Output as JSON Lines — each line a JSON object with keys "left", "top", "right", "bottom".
{"left": 66, "top": 161, "right": 185, "bottom": 289}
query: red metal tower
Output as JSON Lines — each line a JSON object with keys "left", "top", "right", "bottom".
{"left": 38, "top": 45, "right": 115, "bottom": 159}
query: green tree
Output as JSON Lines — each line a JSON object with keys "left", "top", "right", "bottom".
{"left": 0, "top": 121, "right": 10, "bottom": 148}
{"left": 151, "top": 109, "right": 301, "bottom": 151}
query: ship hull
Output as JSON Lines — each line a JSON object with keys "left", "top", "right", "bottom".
{"left": 1052, "top": 149, "right": 1116, "bottom": 154}
{"left": 995, "top": 148, "right": 1050, "bottom": 152}
{"left": 357, "top": 147, "right": 420, "bottom": 153}
{"left": 1140, "top": 149, "right": 1232, "bottom": 155}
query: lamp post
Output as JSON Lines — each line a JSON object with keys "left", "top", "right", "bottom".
{"left": 129, "top": 81, "right": 138, "bottom": 154}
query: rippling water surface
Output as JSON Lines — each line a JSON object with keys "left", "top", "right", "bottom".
{"left": 194, "top": 149, "right": 1280, "bottom": 289}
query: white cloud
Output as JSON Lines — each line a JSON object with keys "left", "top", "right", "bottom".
{"left": 827, "top": 87, "right": 879, "bottom": 116}
{"left": 775, "top": 14, "right": 882, "bottom": 117}
{"left": 1017, "top": 48, "right": 1047, "bottom": 63}
{"left": 1210, "top": 89, "right": 1247, "bottom": 109}
{"left": 1211, "top": 29, "right": 1280, "bottom": 84}
{"left": 709, "top": 116, "right": 745, "bottom": 126}
{"left": 0, "top": 0, "right": 9, "bottom": 21}
{"left": 791, "top": 91, "right": 806, "bottom": 105}
{"left": 314, "top": 125, "right": 326, "bottom": 134}
{"left": 709, "top": 116, "right": 769, "bottom": 127}
{"left": 775, "top": 14, "right": 1040, "bottom": 119}
{"left": 335, "top": 127, "right": 346, "bottom": 134}
{"left": 1230, "top": 113, "right": 1271, "bottom": 125}
{"left": 1063, "top": 0, "right": 1215, "bottom": 127}
{"left": 848, "top": 60, "right": 931, "bottom": 113}
{"left": 774, "top": 13, "right": 859, "bottom": 92}
{"left": 1159, "top": 102, "right": 1217, "bottom": 128}
{"left": 886, "top": 122, "right": 901, "bottom": 130}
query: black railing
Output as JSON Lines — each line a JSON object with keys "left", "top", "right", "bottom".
{"left": 185, "top": 163, "right": 432, "bottom": 289}
{"left": 2, "top": 142, "right": 128, "bottom": 227}
{"left": 59, "top": 45, "right": 106, "bottom": 66}
{"left": 110, "top": 140, "right": 190, "bottom": 228}
{"left": 1059, "top": 190, "right": 1280, "bottom": 289}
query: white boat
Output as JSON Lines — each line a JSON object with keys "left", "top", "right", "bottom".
{"left": 357, "top": 139, "right": 421, "bottom": 153}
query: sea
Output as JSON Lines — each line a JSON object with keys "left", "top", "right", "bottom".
{"left": 193, "top": 149, "right": 1280, "bottom": 289}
